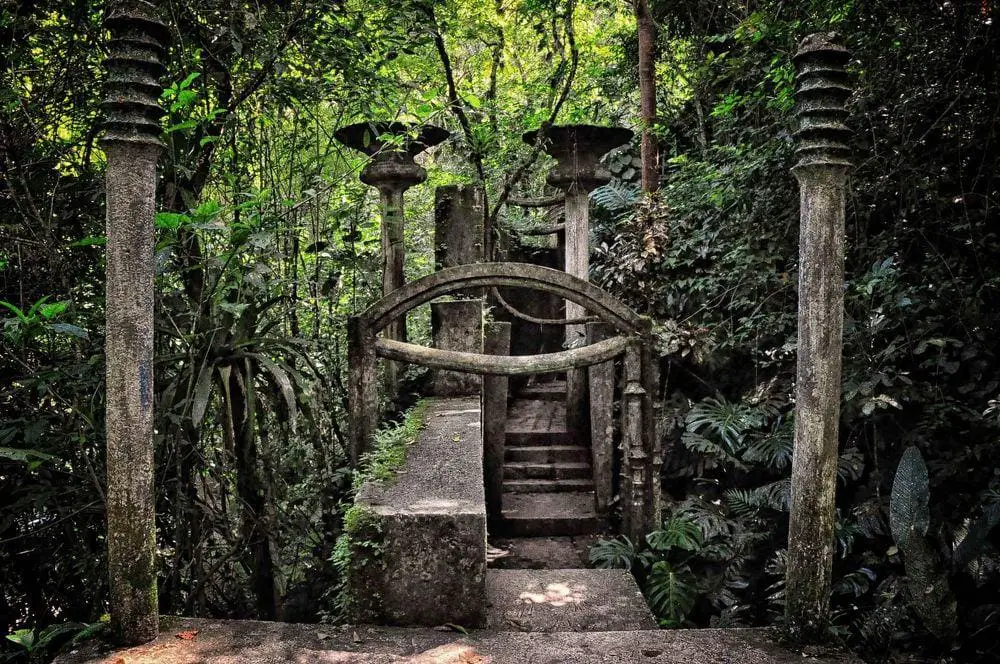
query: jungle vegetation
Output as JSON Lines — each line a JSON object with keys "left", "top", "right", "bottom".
{"left": 2, "top": 1, "right": 998, "bottom": 662}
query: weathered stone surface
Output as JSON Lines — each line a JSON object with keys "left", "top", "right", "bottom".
{"left": 56, "top": 616, "right": 862, "bottom": 663}
{"left": 350, "top": 397, "right": 486, "bottom": 627}
{"left": 100, "top": 0, "right": 168, "bottom": 645}
{"left": 483, "top": 322, "right": 511, "bottom": 527}
{"left": 429, "top": 300, "right": 483, "bottom": 395}
{"left": 489, "top": 535, "right": 598, "bottom": 569}
{"left": 786, "top": 32, "right": 853, "bottom": 639}
{"left": 435, "top": 185, "right": 485, "bottom": 272}
{"left": 587, "top": 322, "right": 615, "bottom": 513}
{"left": 499, "top": 492, "right": 599, "bottom": 537}
{"left": 485, "top": 568, "right": 655, "bottom": 632}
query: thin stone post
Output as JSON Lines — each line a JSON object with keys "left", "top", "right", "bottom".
{"left": 587, "top": 322, "right": 614, "bottom": 512}
{"left": 523, "top": 126, "right": 632, "bottom": 442}
{"left": 335, "top": 123, "right": 449, "bottom": 397}
{"left": 483, "top": 322, "right": 511, "bottom": 528}
{"left": 100, "top": 0, "right": 168, "bottom": 645}
{"left": 620, "top": 342, "right": 648, "bottom": 544}
{"left": 785, "top": 32, "right": 853, "bottom": 640}
{"left": 347, "top": 316, "right": 378, "bottom": 465}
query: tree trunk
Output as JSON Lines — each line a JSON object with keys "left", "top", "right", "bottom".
{"left": 636, "top": 0, "right": 658, "bottom": 193}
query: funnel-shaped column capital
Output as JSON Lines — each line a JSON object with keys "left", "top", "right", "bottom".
{"left": 336, "top": 121, "right": 449, "bottom": 192}
{"left": 523, "top": 124, "right": 633, "bottom": 192}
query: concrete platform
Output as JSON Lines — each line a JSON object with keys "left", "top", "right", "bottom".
{"left": 56, "top": 617, "right": 862, "bottom": 663}
{"left": 349, "top": 396, "right": 486, "bottom": 626}
{"left": 484, "top": 568, "right": 657, "bottom": 632}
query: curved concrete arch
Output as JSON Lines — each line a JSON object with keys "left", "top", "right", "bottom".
{"left": 362, "top": 262, "right": 648, "bottom": 335}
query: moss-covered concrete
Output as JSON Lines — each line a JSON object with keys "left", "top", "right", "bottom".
{"left": 348, "top": 396, "right": 486, "bottom": 627}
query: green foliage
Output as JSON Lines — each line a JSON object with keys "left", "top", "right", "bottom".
{"left": 353, "top": 400, "right": 430, "bottom": 490}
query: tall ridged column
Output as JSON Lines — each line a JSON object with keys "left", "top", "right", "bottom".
{"left": 100, "top": 0, "right": 168, "bottom": 645}
{"left": 785, "top": 32, "right": 853, "bottom": 640}
{"left": 335, "top": 122, "right": 448, "bottom": 399}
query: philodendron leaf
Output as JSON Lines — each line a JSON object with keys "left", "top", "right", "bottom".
{"left": 889, "top": 446, "right": 930, "bottom": 549}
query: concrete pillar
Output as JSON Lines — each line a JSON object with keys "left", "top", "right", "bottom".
{"left": 523, "top": 126, "right": 633, "bottom": 443}
{"left": 100, "top": 0, "right": 168, "bottom": 645}
{"left": 483, "top": 322, "right": 511, "bottom": 528}
{"left": 435, "top": 185, "right": 485, "bottom": 271}
{"left": 429, "top": 300, "right": 483, "bottom": 396}
{"left": 335, "top": 122, "right": 449, "bottom": 397}
{"left": 587, "top": 322, "right": 615, "bottom": 513}
{"left": 784, "top": 32, "right": 854, "bottom": 640}
{"left": 347, "top": 316, "right": 378, "bottom": 465}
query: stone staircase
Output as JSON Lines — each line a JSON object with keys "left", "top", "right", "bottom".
{"left": 498, "top": 381, "right": 601, "bottom": 537}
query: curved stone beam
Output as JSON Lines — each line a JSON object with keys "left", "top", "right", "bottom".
{"left": 363, "top": 262, "right": 648, "bottom": 335}
{"left": 374, "top": 336, "right": 631, "bottom": 376}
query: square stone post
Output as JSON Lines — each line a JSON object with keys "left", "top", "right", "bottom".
{"left": 435, "top": 185, "right": 485, "bottom": 272}
{"left": 347, "top": 316, "right": 379, "bottom": 465}
{"left": 483, "top": 322, "right": 511, "bottom": 528}
{"left": 587, "top": 322, "right": 615, "bottom": 513}
{"left": 785, "top": 32, "right": 854, "bottom": 640}
{"left": 100, "top": 0, "right": 168, "bottom": 646}
{"left": 429, "top": 300, "right": 483, "bottom": 396}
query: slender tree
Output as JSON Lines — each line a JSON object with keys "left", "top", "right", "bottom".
{"left": 635, "top": 0, "right": 658, "bottom": 192}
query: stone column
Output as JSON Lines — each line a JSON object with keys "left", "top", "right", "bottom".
{"left": 785, "top": 32, "right": 853, "bottom": 640}
{"left": 482, "top": 322, "right": 511, "bottom": 528}
{"left": 523, "top": 126, "right": 632, "bottom": 442}
{"left": 335, "top": 122, "right": 449, "bottom": 396}
{"left": 435, "top": 185, "right": 485, "bottom": 272}
{"left": 620, "top": 342, "right": 648, "bottom": 544}
{"left": 587, "top": 322, "right": 614, "bottom": 512}
{"left": 100, "top": 0, "right": 168, "bottom": 645}
{"left": 429, "top": 300, "right": 483, "bottom": 396}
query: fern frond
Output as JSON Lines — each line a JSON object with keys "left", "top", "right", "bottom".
{"left": 589, "top": 536, "right": 639, "bottom": 570}
{"left": 590, "top": 181, "right": 639, "bottom": 211}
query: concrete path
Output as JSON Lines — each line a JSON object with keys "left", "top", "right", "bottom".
{"left": 56, "top": 617, "right": 861, "bottom": 663}
{"left": 485, "top": 568, "right": 657, "bottom": 632}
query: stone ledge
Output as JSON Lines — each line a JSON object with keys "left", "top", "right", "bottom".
{"left": 56, "top": 617, "right": 863, "bottom": 663}
{"left": 350, "top": 396, "right": 486, "bottom": 627}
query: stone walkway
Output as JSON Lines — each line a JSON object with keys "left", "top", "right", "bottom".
{"left": 57, "top": 617, "right": 861, "bottom": 663}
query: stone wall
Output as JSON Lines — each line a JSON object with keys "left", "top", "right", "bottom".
{"left": 348, "top": 397, "right": 486, "bottom": 627}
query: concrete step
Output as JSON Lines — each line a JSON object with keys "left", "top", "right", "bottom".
{"left": 499, "top": 492, "right": 600, "bottom": 537}
{"left": 505, "top": 445, "right": 590, "bottom": 464}
{"left": 517, "top": 381, "right": 567, "bottom": 400}
{"left": 504, "top": 461, "right": 592, "bottom": 480}
{"left": 505, "top": 430, "right": 573, "bottom": 446}
{"left": 503, "top": 478, "right": 595, "bottom": 493}
{"left": 485, "top": 568, "right": 657, "bottom": 632}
